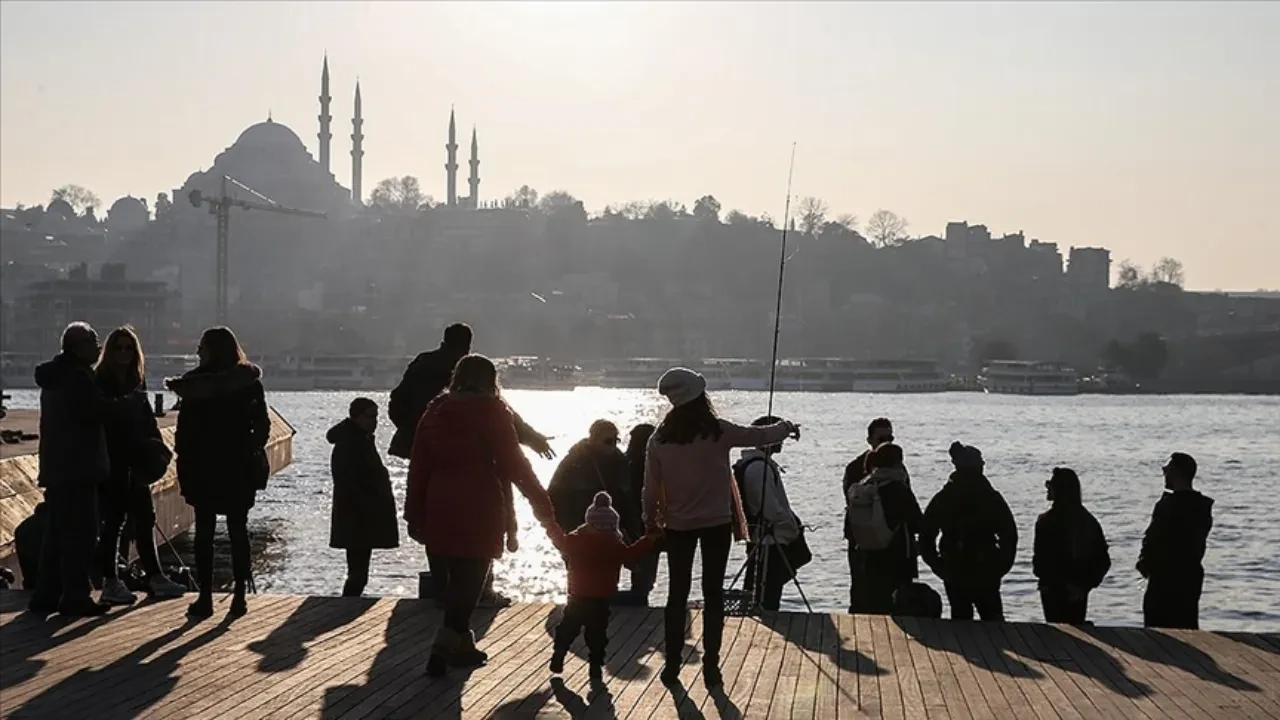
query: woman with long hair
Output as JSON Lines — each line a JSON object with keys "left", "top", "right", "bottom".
{"left": 404, "top": 354, "right": 555, "bottom": 677}
{"left": 93, "top": 326, "right": 185, "bottom": 604}
{"left": 166, "top": 326, "right": 269, "bottom": 619}
{"left": 644, "top": 368, "right": 799, "bottom": 688}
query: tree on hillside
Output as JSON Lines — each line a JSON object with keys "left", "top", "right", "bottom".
{"left": 368, "top": 176, "right": 426, "bottom": 212}
{"left": 796, "top": 196, "right": 829, "bottom": 236}
{"left": 866, "top": 209, "right": 909, "bottom": 247}
{"left": 835, "top": 213, "right": 859, "bottom": 232}
{"left": 1116, "top": 260, "right": 1145, "bottom": 289}
{"left": 503, "top": 185, "right": 539, "bottom": 209}
{"left": 154, "top": 192, "right": 173, "bottom": 219}
{"left": 692, "top": 195, "right": 722, "bottom": 222}
{"left": 538, "top": 190, "right": 579, "bottom": 213}
{"left": 1102, "top": 332, "right": 1169, "bottom": 379}
{"left": 51, "top": 184, "right": 100, "bottom": 215}
{"left": 1149, "top": 257, "right": 1185, "bottom": 288}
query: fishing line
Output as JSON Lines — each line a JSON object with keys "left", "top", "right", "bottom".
{"left": 765, "top": 142, "right": 798, "bottom": 418}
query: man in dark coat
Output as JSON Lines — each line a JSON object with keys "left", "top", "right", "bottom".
{"left": 329, "top": 397, "right": 399, "bottom": 597}
{"left": 918, "top": 442, "right": 1018, "bottom": 621}
{"left": 28, "top": 322, "right": 112, "bottom": 616}
{"left": 841, "top": 417, "right": 895, "bottom": 613}
{"left": 548, "top": 420, "right": 634, "bottom": 537}
{"left": 1137, "top": 452, "right": 1214, "bottom": 630}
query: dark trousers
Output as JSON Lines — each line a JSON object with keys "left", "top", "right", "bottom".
{"left": 194, "top": 507, "right": 250, "bottom": 597}
{"left": 1143, "top": 578, "right": 1202, "bottom": 630}
{"left": 944, "top": 581, "right": 1004, "bottom": 621}
{"left": 31, "top": 484, "right": 99, "bottom": 611}
{"left": 555, "top": 596, "right": 611, "bottom": 665}
{"left": 428, "top": 554, "right": 491, "bottom": 634}
{"left": 344, "top": 547, "right": 372, "bottom": 597}
{"left": 629, "top": 552, "right": 658, "bottom": 596}
{"left": 96, "top": 482, "right": 162, "bottom": 581}
{"left": 743, "top": 543, "right": 789, "bottom": 611}
{"left": 1040, "top": 586, "right": 1089, "bottom": 624}
{"left": 847, "top": 542, "right": 859, "bottom": 612}
{"left": 664, "top": 523, "right": 732, "bottom": 666}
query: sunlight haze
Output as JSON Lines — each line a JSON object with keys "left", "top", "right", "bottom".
{"left": 1, "top": 1, "right": 1276, "bottom": 290}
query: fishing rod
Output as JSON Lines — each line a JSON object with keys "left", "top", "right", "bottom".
{"left": 765, "top": 142, "right": 798, "bottom": 418}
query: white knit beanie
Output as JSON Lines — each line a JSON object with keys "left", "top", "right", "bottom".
{"left": 657, "top": 367, "right": 706, "bottom": 408}
{"left": 585, "top": 491, "right": 621, "bottom": 535}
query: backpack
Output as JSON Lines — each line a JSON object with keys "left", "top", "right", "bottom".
{"left": 846, "top": 474, "right": 895, "bottom": 550}
{"left": 732, "top": 456, "right": 770, "bottom": 526}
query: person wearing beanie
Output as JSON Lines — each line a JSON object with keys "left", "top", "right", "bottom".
{"left": 547, "top": 420, "right": 633, "bottom": 539}
{"left": 1137, "top": 452, "right": 1214, "bottom": 629}
{"left": 645, "top": 368, "right": 800, "bottom": 688}
{"left": 546, "top": 492, "right": 661, "bottom": 683}
{"left": 918, "top": 441, "right": 1018, "bottom": 621}
{"left": 1033, "top": 467, "right": 1111, "bottom": 624}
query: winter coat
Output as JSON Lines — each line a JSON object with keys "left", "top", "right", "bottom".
{"left": 919, "top": 470, "right": 1018, "bottom": 586}
{"left": 96, "top": 374, "right": 161, "bottom": 494}
{"left": 548, "top": 440, "right": 635, "bottom": 538}
{"left": 387, "top": 344, "right": 467, "bottom": 458}
{"left": 854, "top": 466, "right": 924, "bottom": 590}
{"left": 403, "top": 393, "right": 554, "bottom": 560}
{"left": 843, "top": 450, "right": 910, "bottom": 540}
{"left": 169, "top": 364, "right": 270, "bottom": 514}
{"left": 327, "top": 418, "right": 399, "bottom": 550}
{"left": 1137, "top": 490, "right": 1214, "bottom": 586}
{"left": 1033, "top": 503, "right": 1111, "bottom": 591}
{"left": 34, "top": 353, "right": 110, "bottom": 489}
{"left": 549, "top": 525, "right": 657, "bottom": 599}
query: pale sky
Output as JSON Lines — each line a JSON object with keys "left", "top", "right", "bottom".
{"left": 2, "top": 2, "right": 1277, "bottom": 290}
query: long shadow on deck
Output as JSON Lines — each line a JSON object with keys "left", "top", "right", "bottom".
{"left": 0, "top": 600, "right": 145, "bottom": 689}
{"left": 1082, "top": 625, "right": 1260, "bottom": 692}
{"left": 1219, "top": 631, "right": 1280, "bottom": 658}
{"left": 11, "top": 615, "right": 233, "bottom": 720}
{"left": 541, "top": 604, "right": 683, "bottom": 680}
{"left": 318, "top": 598, "right": 494, "bottom": 719}
{"left": 250, "top": 595, "right": 377, "bottom": 672}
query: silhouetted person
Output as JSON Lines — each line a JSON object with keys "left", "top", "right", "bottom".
{"left": 548, "top": 420, "right": 633, "bottom": 537}
{"left": 403, "top": 354, "right": 555, "bottom": 677}
{"left": 547, "top": 491, "right": 659, "bottom": 683}
{"left": 328, "top": 397, "right": 399, "bottom": 597}
{"left": 738, "top": 415, "right": 805, "bottom": 612}
{"left": 1033, "top": 467, "right": 1111, "bottom": 624}
{"left": 93, "top": 326, "right": 185, "bottom": 605}
{"left": 644, "top": 368, "right": 800, "bottom": 689}
{"left": 28, "top": 322, "right": 111, "bottom": 617}
{"left": 622, "top": 423, "right": 658, "bottom": 602}
{"left": 848, "top": 442, "right": 923, "bottom": 614}
{"left": 167, "top": 327, "right": 269, "bottom": 620}
{"left": 842, "top": 417, "right": 896, "bottom": 613}
{"left": 1137, "top": 452, "right": 1214, "bottom": 630}
{"left": 919, "top": 442, "right": 1017, "bottom": 621}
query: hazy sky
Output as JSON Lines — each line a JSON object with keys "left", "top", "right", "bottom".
{"left": 2, "top": 2, "right": 1276, "bottom": 290}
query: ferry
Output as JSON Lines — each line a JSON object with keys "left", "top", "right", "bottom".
{"left": 497, "top": 357, "right": 586, "bottom": 390}
{"left": 0, "top": 352, "right": 197, "bottom": 390}
{"left": 847, "top": 359, "right": 951, "bottom": 393}
{"left": 252, "top": 354, "right": 409, "bottom": 391}
{"left": 980, "top": 360, "right": 1079, "bottom": 396}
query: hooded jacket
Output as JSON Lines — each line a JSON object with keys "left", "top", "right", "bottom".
{"left": 1137, "top": 490, "right": 1214, "bottom": 583}
{"left": 327, "top": 418, "right": 399, "bottom": 550}
{"left": 34, "top": 352, "right": 110, "bottom": 489}
{"left": 919, "top": 470, "right": 1018, "bottom": 585}
{"left": 168, "top": 363, "right": 269, "bottom": 513}
{"left": 548, "top": 440, "right": 634, "bottom": 537}
{"left": 1033, "top": 502, "right": 1111, "bottom": 591}
{"left": 404, "top": 393, "right": 554, "bottom": 559}
{"left": 549, "top": 524, "right": 657, "bottom": 599}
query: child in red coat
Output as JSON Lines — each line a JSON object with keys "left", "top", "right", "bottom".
{"left": 547, "top": 491, "right": 659, "bottom": 681}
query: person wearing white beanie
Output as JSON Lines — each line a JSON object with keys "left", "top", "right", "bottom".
{"left": 644, "top": 367, "right": 800, "bottom": 689}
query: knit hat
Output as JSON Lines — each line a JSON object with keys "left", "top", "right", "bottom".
{"left": 948, "top": 441, "right": 984, "bottom": 470}
{"left": 584, "top": 491, "right": 621, "bottom": 535}
{"left": 657, "top": 367, "right": 706, "bottom": 407}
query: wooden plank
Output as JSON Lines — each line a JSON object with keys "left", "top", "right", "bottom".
{"left": 896, "top": 616, "right": 958, "bottom": 720}
{"left": 701, "top": 614, "right": 761, "bottom": 717}
{"left": 852, "top": 614, "right": 880, "bottom": 716}
{"left": 813, "top": 615, "right": 839, "bottom": 720}
{"left": 743, "top": 612, "right": 792, "bottom": 718}
{"left": 950, "top": 619, "right": 1016, "bottom": 717}
{"left": 1024, "top": 623, "right": 1138, "bottom": 720}
{"left": 1136, "top": 626, "right": 1280, "bottom": 718}
{"left": 883, "top": 616, "right": 930, "bottom": 720}
{"left": 627, "top": 609, "right": 705, "bottom": 719}
{"left": 1008, "top": 622, "right": 1097, "bottom": 720}
{"left": 768, "top": 613, "right": 809, "bottom": 720}
{"left": 792, "top": 613, "right": 824, "bottom": 720}
{"left": 587, "top": 607, "right": 666, "bottom": 718}
{"left": 870, "top": 613, "right": 905, "bottom": 720}
{"left": 996, "top": 623, "right": 1085, "bottom": 720}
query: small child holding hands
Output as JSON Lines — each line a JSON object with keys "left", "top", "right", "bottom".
{"left": 546, "top": 491, "right": 661, "bottom": 682}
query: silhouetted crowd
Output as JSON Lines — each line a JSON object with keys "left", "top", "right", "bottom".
{"left": 15, "top": 320, "right": 1217, "bottom": 692}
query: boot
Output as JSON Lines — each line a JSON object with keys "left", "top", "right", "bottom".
{"left": 427, "top": 626, "right": 458, "bottom": 677}
{"left": 449, "top": 629, "right": 488, "bottom": 667}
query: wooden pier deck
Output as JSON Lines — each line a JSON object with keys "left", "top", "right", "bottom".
{"left": 1, "top": 592, "right": 1277, "bottom": 719}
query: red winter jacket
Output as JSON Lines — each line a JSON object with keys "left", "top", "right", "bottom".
{"left": 405, "top": 392, "right": 553, "bottom": 559}
{"left": 550, "top": 525, "right": 657, "bottom": 599}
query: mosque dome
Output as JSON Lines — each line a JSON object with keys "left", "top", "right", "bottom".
{"left": 233, "top": 117, "right": 307, "bottom": 153}
{"left": 106, "top": 195, "right": 149, "bottom": 234}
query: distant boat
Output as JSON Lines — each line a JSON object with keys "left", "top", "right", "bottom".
{"left": 980, "top": 360, "right": 1079, "bottom": 396}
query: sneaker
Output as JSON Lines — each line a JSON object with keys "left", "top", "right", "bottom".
{"left": 148, "top": 575, "right": 186, "bottom": 600}
{"left": 229, "top": 594, "right": 248, "bottom": 618}
{"left": 100, "top": 579, "right": 137, "bottom": 606}
{"left": 476, "top": 589, "right": 513, "bottom": 609}
{"left": 59, "top": 601, "right": 111, "bottom": 618}
{"left": 187, "top": 596, "right": 214, "bottom": 619}
{"left": 549, "top": 653, "right": 565, "bottom": 674}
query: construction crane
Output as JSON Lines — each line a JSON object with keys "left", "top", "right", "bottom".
{"left": 188, "top": 175, "right": 326, "bottom": 325}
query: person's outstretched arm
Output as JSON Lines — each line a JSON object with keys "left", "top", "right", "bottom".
{"left": 720, "top": 419, "right": 796, "bottom": 449}
{"left": 490, "top": 403, "right": 554, "bottom": 525}
{"left": 510, "top": 407, "right": 556, "bottom": 460}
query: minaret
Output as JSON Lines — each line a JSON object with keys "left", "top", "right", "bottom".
{"left": 351, "top": 81, "right": 364, "bottom": 204}
{"left": 445, "top": 108, "right": 458, "bottom": 207}
{"left": 468, "top": 126, "right": 480, "bottom": 210}
{"left": 318, "top": 54, "right": 332, "bottom": 175}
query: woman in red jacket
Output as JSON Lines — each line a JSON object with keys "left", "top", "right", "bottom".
{"left": 404, "top": 354, "right": 555, "bottom": 677}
